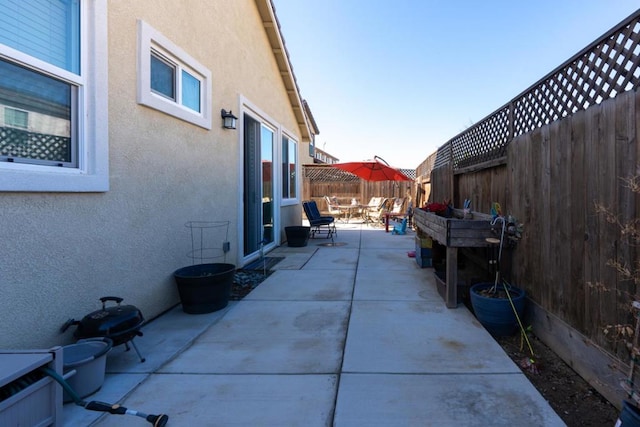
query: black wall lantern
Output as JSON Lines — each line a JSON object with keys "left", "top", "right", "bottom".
{"left": 221, "top": 109, "right": 238, "bottom": 130}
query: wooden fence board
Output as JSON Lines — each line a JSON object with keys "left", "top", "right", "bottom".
{"left": 551, "top": 117, "right": 572, "bottom": 319}
{"left": 599, "top": 99, "right": 619, "bottom": 343}
{"left": 615, "top": 91, "right": 638, "bottom": 353}
{"left": 508, "top": 134, "right": 532, "bottom": 295}
{"left": 540, "top": 125, "right": 553, "bottom": 310}
{"left": 528, "top": 128, "right": 545, "bottom": 305}
{"left": 569, "top": 107, "right": 586, "bottom": 331}
{"left": 583, "top": 100, "right": 601, "bottom": 338}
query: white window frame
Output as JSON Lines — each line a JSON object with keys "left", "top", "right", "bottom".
{"left": 281, "top": 133, "right": 299, "bottom": 202}
{"left": 137, "top": 20, "right": 212, "bottom": 130}
{"left": 0, "top": 0, "right": 109, "bottom": 192}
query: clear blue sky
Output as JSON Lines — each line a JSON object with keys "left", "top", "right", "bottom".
{"left": 273, "top": 1, "right": 639, "bottom": 169}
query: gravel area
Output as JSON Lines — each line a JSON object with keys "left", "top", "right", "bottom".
{"left": 230, "top": 269, "right": 274, "bottom": 300}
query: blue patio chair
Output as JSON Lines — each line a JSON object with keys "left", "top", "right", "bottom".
{"left": 302, "top": 200, "right": 337, "bottom": 238}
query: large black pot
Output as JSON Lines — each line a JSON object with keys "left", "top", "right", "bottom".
{"left": 285, "top": 226, "right": 310, "bottom": 247}
{"left": 173, "top": 263, "right": 236, "bottom": 314}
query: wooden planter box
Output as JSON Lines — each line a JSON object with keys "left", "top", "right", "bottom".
{"left": 414, "top": 208, "right": 495, "bottom": 308}
{"left": 413, "top": 208, "right": 494, "bottom": 247}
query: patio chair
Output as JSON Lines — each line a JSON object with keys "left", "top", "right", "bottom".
{"left": 365, "top": 197, "right": 390, "bottom": 226}
{"left": 362, "top": 197, "right": 382, "bottom": 220}
{"left": 388, "top": 198, "right": 405, "bottom": 220}
{"left": 365, "top": 197, "right": 382, "bottom": 209}
{"left": 324, "top": 196, "right": 345, "bottom": 222}
{"left": 302, "top": 200, "right": 336, "bottom": 238}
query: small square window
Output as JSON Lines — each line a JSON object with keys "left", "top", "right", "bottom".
{"left": 138, "top": 20, "right": 211, "bottom": 129}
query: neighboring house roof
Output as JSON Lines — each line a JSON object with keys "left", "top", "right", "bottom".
{"left": 302, "top": 99, "right": 320, "bottom": 135}
{"left": 312, "top": 147, "right": 339, "bottom": 164}
{"left": 255, "top": 0, "right": 313, "bottom": 141}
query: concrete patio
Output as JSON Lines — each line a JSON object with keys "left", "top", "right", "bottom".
{"left": 63, "top": 221, "right": 565, "bottom": 426}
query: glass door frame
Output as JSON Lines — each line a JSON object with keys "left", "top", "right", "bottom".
{"left": 239, "top": 104, "right": 280, "bottom": 265}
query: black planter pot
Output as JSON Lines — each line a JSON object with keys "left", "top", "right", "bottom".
{"left": 173, "top": 263, "right": 236, "bottom": 314}
{"left": 285, "top": 226, "right": 310, "bottom": 247}
{"left": 470, "top": 282, "right": 526, "bottom": 337}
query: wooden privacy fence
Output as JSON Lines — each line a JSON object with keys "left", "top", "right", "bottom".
{"left": 415, "top": 9, "right": 640, "bottom": 407}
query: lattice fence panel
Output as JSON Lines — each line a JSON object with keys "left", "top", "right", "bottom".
{"left": 0, "top": 126, "right": 71, "bottom": 163}
{"left": 433, "top": 144, "right": 451, "bottom": 170}
{"left": 416, "top": 151, "right": 437, "bottom": 180}
{"left": 303, "top": 165, "right": 360, "bottom": 182}
{"left": 431, "top": 10, "right": 640, "bottom": 172}
{"left": 513, "top": 19, "right": 640, "bottom": 137}
{"left": 450, "top": 106, "right": 510, "bottom": 169}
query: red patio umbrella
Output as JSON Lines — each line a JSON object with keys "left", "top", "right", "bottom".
{"left": 332, "top": 156, "right": 412, "bottom": 182}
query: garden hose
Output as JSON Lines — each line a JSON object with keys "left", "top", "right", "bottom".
{"left": 40, "top": 367, "right": 169, "bottom": 426}
{"left": 502, "top": 280, "right": 536, "bottom": 363}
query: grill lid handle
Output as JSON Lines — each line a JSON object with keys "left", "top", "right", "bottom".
{"left": 100, "top": 296, "right": 124, "bottom": 308}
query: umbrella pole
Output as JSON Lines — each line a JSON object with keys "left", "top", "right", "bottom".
{"left": 374, "top": 155, "right": 390, "bottom": 166}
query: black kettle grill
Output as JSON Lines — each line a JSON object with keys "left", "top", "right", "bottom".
{"left": 62, "top": 296, "right": 146, "bottom": 362}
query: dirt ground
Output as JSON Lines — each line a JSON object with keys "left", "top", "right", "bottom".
{"left": 495, "top": 333, "right": 620, "bottom": 426}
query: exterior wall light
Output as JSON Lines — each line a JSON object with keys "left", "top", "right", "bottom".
{"left": 221, "top": 109, "right": 237, "bottom": 129}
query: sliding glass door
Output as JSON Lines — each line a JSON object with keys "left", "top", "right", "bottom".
{"left": 243, "top": 114, "right": 274, "bottom": 257}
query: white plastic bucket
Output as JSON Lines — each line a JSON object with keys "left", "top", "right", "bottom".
{"left": 62, "top": 337, "right": 112, "bottom": 403}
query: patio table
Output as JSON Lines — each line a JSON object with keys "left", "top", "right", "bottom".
{"left": 338, "top": 204, "right": 363, "bottom": 223}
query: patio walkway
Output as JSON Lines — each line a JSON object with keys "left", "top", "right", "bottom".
{"left": 64, "top": 221, "right": 565, "bottom": 426}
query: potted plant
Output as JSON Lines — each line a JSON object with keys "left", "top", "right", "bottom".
{"left": 470, "top": 213, "right": 526, "bottom": 336}
{"left": 470, "top": 280, "right": 526, "bottom": 337}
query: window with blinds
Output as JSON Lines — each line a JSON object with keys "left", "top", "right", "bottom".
{"left": 0, "top": 0, "right": 80, "bottom": 74}
{"left": 0, "top": 0, "right": 79, "bottom": 167}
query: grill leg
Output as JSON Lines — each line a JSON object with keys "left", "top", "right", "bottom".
{"left": 124, "top": 339, "right": 146, "bottom": 363}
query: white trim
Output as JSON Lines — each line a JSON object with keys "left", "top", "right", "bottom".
{"left": 280, "top": 127, "right": 299, "bottom": 206}
{"left": 0, "top": 0, "right": 109, "bottom": 192}
{"left": 137, "top": 20, "right": 212, "bottom": 130}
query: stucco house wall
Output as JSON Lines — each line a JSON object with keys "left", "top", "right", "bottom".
{"left": 0, "top": 0, "right": 312, "bottom": 349}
